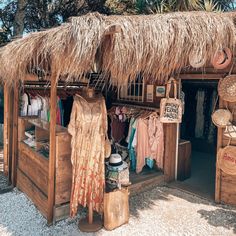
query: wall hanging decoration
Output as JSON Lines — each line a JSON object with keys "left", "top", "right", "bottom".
{"left": 211, "top": 48, "right": 232, "bottom": 70}
{"left": 218, "top": 75, "right": 236, "bottom": 102}
{"left": 211, "top": 109, "right": 233, "bottom": 128}
{"left": 160, "top": 78, "right": 182, "bottom": 123}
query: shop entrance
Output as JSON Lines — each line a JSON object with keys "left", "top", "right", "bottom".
{"left": 176, "top": 79, "right": 218, "bottom": 200}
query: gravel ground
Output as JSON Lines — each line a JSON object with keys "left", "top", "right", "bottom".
{"left": 0, "top": 187, "right": 235, "bottom": 236}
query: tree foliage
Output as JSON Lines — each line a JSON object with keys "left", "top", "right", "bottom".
{"left": 0, "top": 0, "right": 235, "bottom": 45}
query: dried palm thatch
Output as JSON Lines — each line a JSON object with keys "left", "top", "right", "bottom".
{"left": 0, "top": 11, "right": 235, "bottom": 86}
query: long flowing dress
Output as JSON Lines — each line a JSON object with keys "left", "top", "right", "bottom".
{"left": 68, "top": 94, "right": 107, "bottom": 217}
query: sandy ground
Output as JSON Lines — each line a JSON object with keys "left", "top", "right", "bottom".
{"left": 0, "top": 186, "right": 235, "bottom": 236}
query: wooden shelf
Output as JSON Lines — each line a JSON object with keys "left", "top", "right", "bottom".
{"left": 27, "top": 118, "right": 68, "bottom": 135}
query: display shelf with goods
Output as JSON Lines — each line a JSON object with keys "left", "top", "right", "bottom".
{"left": 17, "top": 117, "right": 72, "bottom": 221}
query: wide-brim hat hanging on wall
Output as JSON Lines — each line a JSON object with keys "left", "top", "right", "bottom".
{"left": 218, "top": 75, "right": 236, "bottom": 102}
{"left": 211, "top": 109, "right": 233, "bottom": 128}
{"left": 211, "top": 48, "right": 232, "bottom": 70}
{"left": 189, "top": 50, "right": 207, "bottom": 68}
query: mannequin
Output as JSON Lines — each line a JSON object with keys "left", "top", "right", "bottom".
{"left": 69, "top": 86, "right": 106, "bottom": 232}
{"left": 78, "top": 87, "right": 103, "bottom": 232}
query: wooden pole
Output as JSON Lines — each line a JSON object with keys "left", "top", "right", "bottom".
{"left": 3, "top": 84, "right": 9, "bottom": 177}
{"left": 47, "top": 74, "right": 57, "bottom": 225}
{"left": 11, "top": 82, "right": 19, "bottom": 186}
{"left": 88, "top": 204, "right": 93, "bottom": 224}
{"left": 215, "top": 98, "right": 224, "bottom": 203}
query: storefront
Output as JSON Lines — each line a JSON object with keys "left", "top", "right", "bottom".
{"left": 0, "top": 11, "right": 236, "bottom": 229}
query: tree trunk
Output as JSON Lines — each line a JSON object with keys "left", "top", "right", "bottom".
{"left": 13, "top": 0, "right": 27, "bottom": 37}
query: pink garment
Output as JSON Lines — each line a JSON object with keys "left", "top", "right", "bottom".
{"left": 135, "top": 118, "right": 151, "bottom": 174}
{"left": 135, "top": 115, "right": 164, "bottom": 173}
{"left": 148, "top": 114, "right": 164, "bottom": 169}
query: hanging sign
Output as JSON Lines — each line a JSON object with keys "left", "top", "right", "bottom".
{"left": 146, "top": 85, "right": 154, "bottom": 102}
{"left": 217, "top": 146, "right": 236, "bottom": 175}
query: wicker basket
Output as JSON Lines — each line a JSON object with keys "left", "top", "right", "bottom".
{"left": 217, "top": 146, "right": 236, "bottom": 176}
{"left": 218, "top": 75, "right": 236, "bottom": 102}
{"left": 211, "top": 109, "right": 233, "bottom": 128}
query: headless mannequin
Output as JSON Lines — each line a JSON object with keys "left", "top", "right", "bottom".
{"left": 78, "top": 87, "right": 103, "bottom": 232}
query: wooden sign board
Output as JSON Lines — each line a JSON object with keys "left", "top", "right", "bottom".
{"left": 217, "top": 147, "right": 236, "bottom": 176}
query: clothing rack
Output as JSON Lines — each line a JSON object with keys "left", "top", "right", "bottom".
{"left": 112, "top": 102, "right": 160, "bottom": 113}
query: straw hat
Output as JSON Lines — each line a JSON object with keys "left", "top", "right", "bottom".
{"left": 218, "top": 75, "right": 236, "bottom": 102}
{"left": 211, "top": 48, "right": 232, "bottom": 70}
{"left": 189, "top": 50, "right": 207, "bottom": 68}
{"left": 211, "top": 109, "right": 232, "bottom": 128}
{"left": 106, "top": 154, "right": 128, "bottom": 171}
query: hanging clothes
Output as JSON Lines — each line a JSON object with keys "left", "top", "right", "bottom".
{"left": 135, "top": 118, "right": 151, "bottom": 174}
{"left": 148, "top": 114, "right": 164, "bottom": 169}
{"left": 110, "top": 116, "right": 126, "bottom": 143}
{"left": 195, "top": 90, "right": 205, "bottom": 138}
{"left": 68, "top": 94, "right": 107, "bottom": 217}
{"left": 208, "top": 90, "right": 217, "bottom": 143}
{"left": 128, "top": 118, "right": 137, "bottom": 171}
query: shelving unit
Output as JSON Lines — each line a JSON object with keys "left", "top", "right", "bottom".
{"left": 17, "top": 117, "right": 72, "bottom": 222}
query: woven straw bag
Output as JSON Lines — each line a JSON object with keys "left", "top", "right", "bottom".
{"left": 218, "top": 75, "right": 236, "bottom": 102}
{"left": 211, "top": 109, "right": 233, "bottom": 128}
{"left": 160, "top": 78, "right": 182, "bottom": 123}
{"left": 217, "top": 146, "right": 236, "bottom": 176}
{"left": 224, "top": 124, "right": 236, "bottom": 139}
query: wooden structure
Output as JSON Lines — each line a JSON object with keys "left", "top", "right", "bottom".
{"left": 0, "top": 11, "right": 236, "bottom": 225}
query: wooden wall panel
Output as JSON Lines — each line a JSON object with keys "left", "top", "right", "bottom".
{"left": 17, "top": 169, "right": 48, "bottom": 218}
{"left": 164, "top": 123, "right": 177, "bottom": 182}
{"left": 55, "top": 135, "right": 72, "bottom": 205}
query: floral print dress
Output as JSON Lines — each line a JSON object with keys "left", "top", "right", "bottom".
{"left": 68, "top": 94, "right": 107, "bottom": 217}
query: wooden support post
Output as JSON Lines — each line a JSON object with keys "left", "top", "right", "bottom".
{"left": 164, "top": 123, "right": 177, "bottom": 182}
{"left": 47, "top": 74, "right": 57, "bottom": 225}
{"left": 215, "top": 98, "right": 224, "bottom": 203}
{"left": 11, "top": 83, "right": 19, "bottom": 187}
{"left": 4, "top": 84, "right": 14, "bottom": 183}
{"left": 3, "top": 84, "right": 9, "bottom": 176}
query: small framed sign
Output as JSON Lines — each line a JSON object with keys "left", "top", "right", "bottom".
{"left": 146, "top": 85, "right": 154, "bottom": 102}
{"left": 156, "top": 86, "right": 166, "bottom": 97}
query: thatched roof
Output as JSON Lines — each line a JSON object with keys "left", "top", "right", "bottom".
{"left": 0, "top": 11, "right": 236, "bottom": 86}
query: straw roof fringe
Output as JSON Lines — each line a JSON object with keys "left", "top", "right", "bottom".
{"left": 0, "top": 12, "right": 235, "bottom": 86}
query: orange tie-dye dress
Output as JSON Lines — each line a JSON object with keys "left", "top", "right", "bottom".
{"left": 68, "top": 94, "right": 107, "bottom": 217}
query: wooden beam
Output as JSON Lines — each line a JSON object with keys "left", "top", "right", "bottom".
{"left": 3, "top": 84, "right": 9, "bottom": 176}
{"left": 47, "top": 74, "right": 57, "bottom": 225}
{"left": 11, "top": 83, "right": 19, "bottom": 186}
{"left": 180, "top": 74, "right": 224, "bottom": 80}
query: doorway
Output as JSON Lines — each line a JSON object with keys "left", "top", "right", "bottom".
{"left": 176, "top": 79, "right": 218, "bottom": 200}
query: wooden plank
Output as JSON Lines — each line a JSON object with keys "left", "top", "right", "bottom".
{"left": 180, "top": 74, "right": 223, "bottom": 80}
{"left": 177, "top": 140, "right": 191, "bottom": 181}
{"left": 3, "top": 84, "right": 9, "bottom": 176}
{"left": 18, "top": 151, "right": 48, "bottom": 195}
{"left": 47, "top": 75, "right": 57, "bottom": 224}
{"left": 220, "top": 172, "right": 236, "bottom": 205}
{"left": 19, "top": 142, "right": 49, "bottom": 170}
{"left": 129, "top": 174, "right": 165, "bottom": 196}
{"left": 7, "top": 87, "right": 14, "bottom": 183}
{"left": 55, "top": 135, "right": 72, "bottom": 205}
{"left": 164, "top": 123, "right": 177, "bottom": 182}
{"left": 12, "top": 83, "right": 19, "bottom": 186}
{"left": 17, "top": 169, "right": 48, "bottom": 218}
{"left": 215, "top": 98, "right": 223, "bottom": 203}
{"left": 54, "top": 203, "right": 70, "bottom": 223}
